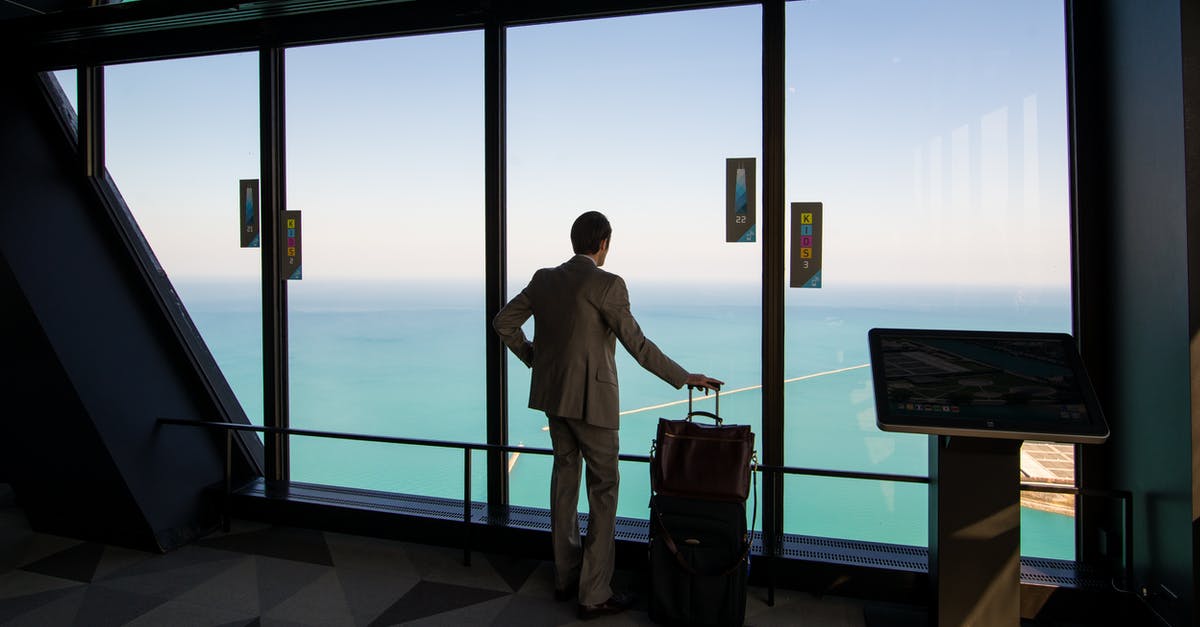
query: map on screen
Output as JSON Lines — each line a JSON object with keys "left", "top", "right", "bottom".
{"left": 868, "top": 328, "right": 1109, "bottom": 444}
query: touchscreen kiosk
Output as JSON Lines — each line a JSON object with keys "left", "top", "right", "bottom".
{"left": 867, "top": 328, "right": 1108, "bottom": 444}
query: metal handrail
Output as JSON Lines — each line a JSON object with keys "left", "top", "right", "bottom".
{"left": 158, "top": 417, "right": 1133, "bottom": 593}
{"left": 755, "top": 462, "right": 927, "bottom": 484}
{"left": 157, "top": 417, "right": 650, "bottom": 568}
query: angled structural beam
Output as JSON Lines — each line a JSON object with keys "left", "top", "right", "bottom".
{"left": 0, "top": 71, "right": 252, "bottom": 551}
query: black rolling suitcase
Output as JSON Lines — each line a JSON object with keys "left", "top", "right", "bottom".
{"left": 647, "top": 388, "right": 756, "bottom": 627}
{"left": 648, "top": 494, "right": 749, "bottom": 627}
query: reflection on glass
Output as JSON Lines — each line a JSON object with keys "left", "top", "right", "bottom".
{"left": 285, "top": 33, "right": 485, "bottom": 498}
{"left": 784, "top": 0, "right": 1072, "bottom": 557}
{"left": 104, "top": 53, "right": 263, "bottom": 426}
{"left": 506, "top": 6, "right": 763, "bottom": 522}
{"left": 735, "top": 167, "right": 748, "bottom": 215}
{"left": 52, "top": 69, "right": 78, "bottom": 115}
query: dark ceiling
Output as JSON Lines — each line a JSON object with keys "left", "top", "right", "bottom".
{"left": 3, "top": 0, "right": 752, "bottom": 70}
{"left": 0, "top": 0, "right": 78, "bottom": 21}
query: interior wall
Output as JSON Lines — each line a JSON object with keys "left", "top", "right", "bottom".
{"left": 0, "top": 69, "right": 258, "bottom": 551}
{"left": 0, "top": 250, "right": 158, "bottom": 548}
{"left": 1074, "top": 1, "right": 1196, "bottom": 623}
{"left": 1182, "top": 0, "right": 1200, "bottom": 621}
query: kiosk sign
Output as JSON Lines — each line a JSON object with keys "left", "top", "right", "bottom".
{"left": 281, "top": 210, "right": 302, "bottom": 280}
{"left": 239, "top": 179, "right": 260, "bottom": 248}
{"left": 725, "top": 158, "right": 756, "bottom": 243}
{"left": 790, "top": 202, "right": 822, "bottom": 288}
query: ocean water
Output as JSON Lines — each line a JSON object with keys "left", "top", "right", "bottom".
{"left": 180, "top": 279, "right": 1075, "bottom": 559}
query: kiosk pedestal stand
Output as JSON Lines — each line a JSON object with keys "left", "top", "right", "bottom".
{"left": 867, "top": 329, "right": 1110, "bottom": 627}
{"left": 929, "top": 436, "right": 1022, "bottom": 627}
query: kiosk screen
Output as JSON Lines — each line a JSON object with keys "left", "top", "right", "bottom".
{"left": 868, "top": 328, "right": 1109, "bottom": 443}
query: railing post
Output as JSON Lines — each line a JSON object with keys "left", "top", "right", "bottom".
{"left": 464, "top": 447, "right": 472, "bottom": 566}
{"left": 1122, "top": 492, "right": 1133, "bottom": 589}
{"left": 765, "top": 466, "right": 776, "bottom": 607}
{"left": 224, "top": 429, "right": 232, "bottom": 533}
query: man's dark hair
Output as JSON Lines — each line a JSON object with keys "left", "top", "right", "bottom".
{"left": 571, "top": 211, "right": 612, "bottom": 255}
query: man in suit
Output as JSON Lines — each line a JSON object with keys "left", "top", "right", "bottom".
{"left": 494, "top": 211, "right": 722, "bottom": 620}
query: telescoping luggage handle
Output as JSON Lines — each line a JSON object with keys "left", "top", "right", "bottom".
{"left": 657, "top": 383, "right": 758, "bottom": 579}
{"left": 686, "top": 384, "right": 720, "bottom": 423}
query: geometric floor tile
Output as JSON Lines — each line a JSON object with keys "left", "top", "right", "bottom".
{"left": 123, "top": 598, "right": 258, "bottom": 627}
{"left": 0, "top": 584, "right": 84, "bottom": 624}
{"left": 95, "top": 544, "right": 242, "bottom": 583}
{"left": 0, "top": 569, "right": 83, "bottom": 600}
{"left": 330, "top": 564, "right": 419, "bottom": 626}
{"left": 0, "top": 524, "right": 33, "bottom": 573}
{"left": 488, "top": 592, "right": 577, "bottom": 627}
{"left": 75, "top": 584, "right": 170, "bottom": 626}
{"left": 863, "top": 602, "right": 927, "bottom": 627}
{"left": 174, "top": 557, "right": 259, "bottom": 616}
{"left": 19, "top": 541, "right": 105, "bottom": 583}
{"left": 367, "top": 579, "right": 512, "bottom": 625}
{"left": 91, "top": 545, "right": 157, "bottom": 582}
{"left": 0, "top": 586, "right": 87, "bottom": 627}
{"left": 484, "top": 552, "right": 542, "bottom": 593}
{"left": 325, "top": 532, "right": 417, "bottom": 578}
{"left": 256, "top": 555, "right": 333, "bottom": 613}
{"left": 399, "top": 594, "right": 514, "bottom": 627}
{"left": 263, "top": 571, "right": 355, "bottom": 627}
{"left": 97, "top": 553, "right": 247, "bottom": 601}
{"left": 751, "top": 592, "right": 868, "bottom": 627}
{"left": 403, "top": 543, "right": 512, "bottom": 592}
{"left": 0, "top": 486, "right": 898, "bottom": 627}
{"left": 198, "top": 527, "right": 334, "bottom": 566}
{"left": 8, "top": 534, "right": 86, "bottom": 574}
{"left": 214, "top": 619, "right": 260, "bottom": 627}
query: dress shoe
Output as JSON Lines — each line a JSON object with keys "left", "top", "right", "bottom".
{"left": 553, "top": 582, "right": 577, "bottom": 602}
{"left": 577, "top": 591, "right": 636, "bottom": 620}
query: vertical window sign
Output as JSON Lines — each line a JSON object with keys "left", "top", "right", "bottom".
{"left": 239, "top": 179, "right": 260, "bottom": 248}
{"left": 790, "top": 202, "right": 822, "bottom": 288}
{"left": 281, "top": 210, "right": 302, "bottom": 280}
{"left": 726, "top": 157, "right": 756, "bottom": 242}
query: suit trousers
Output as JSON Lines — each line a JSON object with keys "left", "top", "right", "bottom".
{"left": 547, "top": 415, "right": 620, "bottom": 606}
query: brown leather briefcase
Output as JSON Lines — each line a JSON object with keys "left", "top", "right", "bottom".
{"left": 650, "top": 388, "right": 756, "bottom": 502}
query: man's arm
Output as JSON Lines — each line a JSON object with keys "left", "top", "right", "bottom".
{"left": 493, "top": 291, "right": 535, "bottom": 367}
{"left": 599, "top": 276, "right": 721, "bottom": 390}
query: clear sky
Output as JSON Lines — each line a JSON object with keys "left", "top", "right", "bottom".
{"left": 65, "top": 0, "right": 1069, "bottom": 289}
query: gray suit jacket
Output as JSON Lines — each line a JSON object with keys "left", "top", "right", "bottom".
{"left": 494, "top": 255, "right": 688, "bottom": 429}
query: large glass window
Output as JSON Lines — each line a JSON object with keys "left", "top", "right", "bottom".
{"left": 783, "top": 0, "right": 1072, "bottom": 557}
{"left": 285, "top": 33, "right": 486, "bottom": 497}
{"left": 95, "top": 2, "right": 1081, "bottom": 562}
{"left": 105, "top": 53, "right": 263, "bottom": 426}
{"left": 506, "top": 7, "right": 763, "bottom": 521}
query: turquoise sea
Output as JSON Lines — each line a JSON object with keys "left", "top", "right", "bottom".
{"left": 180, "top": 279, "right": 1075, "bottom": 560}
